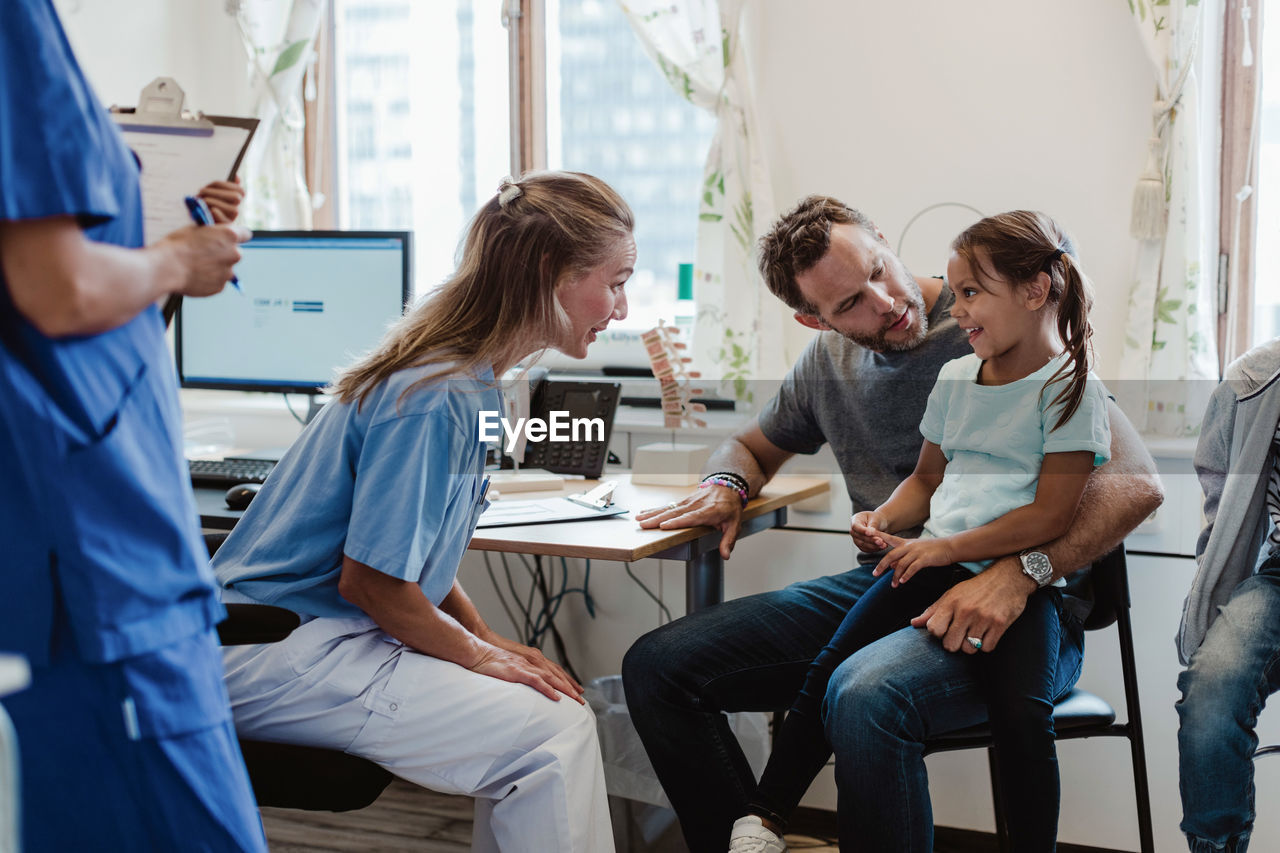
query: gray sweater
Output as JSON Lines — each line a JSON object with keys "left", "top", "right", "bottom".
{"left": 1177, "top": 338, "right": 1280, "bottom": 665}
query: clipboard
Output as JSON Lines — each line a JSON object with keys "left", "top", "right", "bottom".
{"left": 475, "top": 498, "right": 628, "bottom": 529}
{"left": 110, "top": 77, "right": 258, "bottom": 246}
{"left": 110, "top": 78, "right": 258, "bottom": 326}
{"left": 475, "top": 479, "right": 628, "bottom": 528}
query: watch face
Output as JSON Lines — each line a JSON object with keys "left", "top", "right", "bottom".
{"left": 1023, "top": 552, "right": 1052, "bottom": 580}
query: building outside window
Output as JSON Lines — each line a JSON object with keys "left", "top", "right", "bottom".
{"left": 331, "top": 0, "right": 714, "bottom": 340}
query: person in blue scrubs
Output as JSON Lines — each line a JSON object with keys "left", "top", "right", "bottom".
{"left": 216, "top": 172, "right": 634, "bottom": 853}
{"left": 0, "top": 1, "right": 266, "bottom": 850}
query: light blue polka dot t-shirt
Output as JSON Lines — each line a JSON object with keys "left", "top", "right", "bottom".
{"left": 918, "top": 352, "right": 1111, "bottom": 574}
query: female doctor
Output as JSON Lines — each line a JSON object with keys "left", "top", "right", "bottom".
{"left": 0, "top": 0, "right": 264, "bottom": 850}
{"left": 213, "top": 171, "right": 634, "bottom": 853}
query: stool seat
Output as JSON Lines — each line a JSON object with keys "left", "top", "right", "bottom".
{"left": 926, "top": 688, "right": 1116, "bottom": 753}
{"left": 239, "top": 740, "right": 394, "bottom": 812}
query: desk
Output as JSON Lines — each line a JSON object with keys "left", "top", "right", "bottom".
{"left": 195, "top": 473, "right": 829, "bottom": 612}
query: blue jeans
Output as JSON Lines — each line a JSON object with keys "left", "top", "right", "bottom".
{"left": 1178, "top": 553, "right": 1280, "bottom": 853}
{"left": 622, "top": 566, "right": 1085, "bottom": 853}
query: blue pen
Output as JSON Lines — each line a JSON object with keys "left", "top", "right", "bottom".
{"left": 184, "top": 195, "right": 241, "bottom": 290}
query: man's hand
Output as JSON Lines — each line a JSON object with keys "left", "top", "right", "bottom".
{"left": 197, "top": 179, "right": 245, "bottom": 223}
{"left": 850, "top": 511, "right": 889, "bottom": 553}
{"left": 873, "top": 533, "right": 955, "bottom": 586}
{"left": 635, "top": 484, "right": 744, "bottom": 560}
{"left": 910, "top": 558, "right": 1036, "bottom": 653}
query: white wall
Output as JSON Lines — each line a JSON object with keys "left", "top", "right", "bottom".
{"left": 54, "top": 0, "right": 251, "bottom": 115}
{"left": 747, "top": 0, "right": 1157, "bottom": 376}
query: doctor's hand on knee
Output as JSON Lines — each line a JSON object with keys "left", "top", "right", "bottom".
{"left": 470, "top": 642, "right": 586, "bottom": 704}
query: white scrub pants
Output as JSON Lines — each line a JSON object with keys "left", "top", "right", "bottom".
{"left": 222, "top": 616, "right": 614, "bottom": 852}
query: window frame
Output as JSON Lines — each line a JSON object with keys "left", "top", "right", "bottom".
{"left": 1218, "top": 0, "right": 1264, "bottom": 369}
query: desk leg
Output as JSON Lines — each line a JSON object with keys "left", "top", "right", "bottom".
{"left": 687, "top": 549, "right": 723, "bottom": 613}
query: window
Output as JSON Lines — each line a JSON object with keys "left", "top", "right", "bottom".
{"left": 328, "top": 0, "right": 714, "bottom": 339}
{"left": 332, "top": 0, "right": 511, "bottom": 297}
{"left": 1254, "top": 13, "right": 1280, "bottom": 347}
{"left": 546, "top": 0, "right": 716, "bottom": 332}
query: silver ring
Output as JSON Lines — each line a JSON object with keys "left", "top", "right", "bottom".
{"left": 967, "top": 636, "right": 983, "bottom": 650}
{"left": 666, "top": 502, "right": 680, "bottom": 510}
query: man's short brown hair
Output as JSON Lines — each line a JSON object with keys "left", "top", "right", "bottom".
{"left": 757, "top": 195, "right": 878, "bottom": 315}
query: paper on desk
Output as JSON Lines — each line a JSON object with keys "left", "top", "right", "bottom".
{"left": 475, "top": 498, "right": 628, "bottom": 528}
{"left": 119, "top": 123, "right": 255, "bottom": 244}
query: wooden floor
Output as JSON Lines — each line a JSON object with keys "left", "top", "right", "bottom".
{"left": 259, "top": 779, "right": 839, "bottom": 852}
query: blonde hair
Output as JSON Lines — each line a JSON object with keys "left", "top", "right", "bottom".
{"left": 951, "top": 210, "right": 1094, "bottom": 431}
{"left": 331, "top": 171, "right": 634, "bottom": 407}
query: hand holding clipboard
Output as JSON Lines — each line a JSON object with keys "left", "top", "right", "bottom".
{"left": 110, "top": 78, "right": 258, "bottom": 323}
{"left": 110, "top": 78, "right": 258, "bottom": 246}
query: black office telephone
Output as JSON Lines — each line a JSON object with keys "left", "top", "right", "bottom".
{"left": 508, "top": 378, "right": 621, "bottom": 478}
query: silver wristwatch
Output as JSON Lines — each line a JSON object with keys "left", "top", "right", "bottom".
{"left": 1019, "top": 550, "right": 1054, "bottom": 588}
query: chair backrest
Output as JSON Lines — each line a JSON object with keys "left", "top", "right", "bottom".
{"left": 1082, "top": 546, "right": 1130, "bottom": 631}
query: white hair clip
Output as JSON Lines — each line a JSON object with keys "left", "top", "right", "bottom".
{"left": 497, "top": 178, "right": 523, "bottom": 208}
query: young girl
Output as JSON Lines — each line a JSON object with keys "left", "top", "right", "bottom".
{"left": 730, "top": 210, "right": 1111, "bottom": 853}
{"left": 213, "top": 171, "right": 634, "bottom": 853}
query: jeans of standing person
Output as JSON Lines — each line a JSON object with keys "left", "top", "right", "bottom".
{"left": 749, "top": 567, "right": 1068, "bottom": 853}
{"left": 621, "top": 566, "right": 1085, "bottom": 853}
{"left": 1178, "top": 553, "right": 1280, "bottom": 853}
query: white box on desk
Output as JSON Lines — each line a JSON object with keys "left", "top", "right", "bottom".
{"left": 629, "top": 442, "right": 711, "bottom": 486}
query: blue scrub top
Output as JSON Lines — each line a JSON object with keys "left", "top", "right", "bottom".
{"left": 214, "top": 365, "right": 501, "bottom": 618}
{"left": 0, "top": 0, "right": 223, "bottom": 665}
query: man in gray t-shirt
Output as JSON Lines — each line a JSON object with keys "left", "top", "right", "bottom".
{"left": 760, "top": 285, "right": 964, "bottom": 527}
{"left": 623, "top": 195, "right": 1162, "bottom": 852}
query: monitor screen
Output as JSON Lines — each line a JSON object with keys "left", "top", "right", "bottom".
{"left": 177, "top": 231, "right": 411, "bottom": 393}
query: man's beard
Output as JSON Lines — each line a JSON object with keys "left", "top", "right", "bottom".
{"left": 838, "top": 274, "right": 929, "bottom": 352}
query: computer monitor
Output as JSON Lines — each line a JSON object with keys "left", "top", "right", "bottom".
{"left": 176, "top": 231, "right": 411, "bottom": 394}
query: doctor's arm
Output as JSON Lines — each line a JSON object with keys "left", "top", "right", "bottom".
{"left": 338, "top": 556, "right": 583, "bottom": 703}
{"left": 0, "top": 215, "right": 249, "bottom": 337}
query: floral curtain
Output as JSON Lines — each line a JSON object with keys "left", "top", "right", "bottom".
{"left": 228, "top": 0, "right": 324, "bottom": 229}
{"left": 618, "top": 0, "right": 786, "bottom": 401}
{"left": 1118, "top": 0, "right": 1218, "bottom": 436}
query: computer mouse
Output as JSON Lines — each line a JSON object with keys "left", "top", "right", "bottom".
{"left": 224, "top": 482, "right": 262, "bottom": 511}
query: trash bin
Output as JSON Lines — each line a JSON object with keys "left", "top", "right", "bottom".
{"left": 586, "top": 675, "right": 771, "bottom": 851}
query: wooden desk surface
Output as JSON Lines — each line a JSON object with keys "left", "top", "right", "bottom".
{"left": 469, "top": 473, "right": 828, "bottom": 562}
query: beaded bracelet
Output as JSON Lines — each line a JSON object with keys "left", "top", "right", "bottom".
{"left": 699, "top": 476, "right": 748, "bottom": 507}
{"left": 703, "top": 471, "right": 749, "bottom": 493}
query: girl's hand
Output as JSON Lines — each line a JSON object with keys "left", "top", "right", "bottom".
{"left": 873, "top": 534, "right": 955, "bottom": 586}
{"left": 850, "top": 511, "right": 889, "bottom": 552}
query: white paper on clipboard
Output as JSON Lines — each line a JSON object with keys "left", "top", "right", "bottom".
{"left": 475, "top": 498, "right": 629, "bottom": 528}
{"left": 113, "top": 117, "right": 257, "bottom": 244}
{"left": 109, "top": 79, "right": 258, "bottom": 244}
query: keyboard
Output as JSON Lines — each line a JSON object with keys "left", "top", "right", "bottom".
{"left": 188, "top": 457, "right": 277, "bottom": 489}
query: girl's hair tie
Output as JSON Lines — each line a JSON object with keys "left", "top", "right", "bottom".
{"left": 497, "top": 177, "right": 523, "bottom": 208}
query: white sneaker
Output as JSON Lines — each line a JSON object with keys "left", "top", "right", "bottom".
{"left": 728, "top": 814, "right": 788, "bottom": 853}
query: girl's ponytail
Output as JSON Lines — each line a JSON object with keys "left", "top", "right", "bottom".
{"left": 950, "top": 210, "right": 1095, "bottom": 432}
{"left": 1044, "top": 252, "right": 1094, "bottom": 432}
